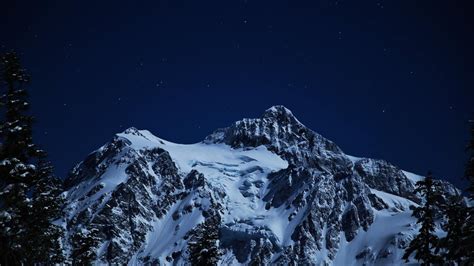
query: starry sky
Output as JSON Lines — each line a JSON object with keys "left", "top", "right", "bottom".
{"left": 1, "top": 0, "right": 473, "bottom": 188}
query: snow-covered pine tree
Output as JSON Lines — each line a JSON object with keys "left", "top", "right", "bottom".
{"left": 24, "top": 153, "right": 64, "bottom": 263}
{"left": 188, "top": 211, "right": 221, "bottom": 266}
{"left": 403, "top": 172, "right": 444, "bottom": 265}
{"left": 0, "top": 51, "right": 64, "bottom": 264}
{"left": 0, "top": 51, "right": 36, "bottom": 264}
{"left": 461, "top": 119, "right": 474, "bottom": 263}
{"left": 467, "top": 119, "right": 474, "bottom": 199}
{"left": 440, "top": 118, "right": 474, "bottom": 264}
{"left": 438, "top": 194, "right": 467, "bottom": 264}
{"left": 71, "top": 228, "right": 100, "bottom": 265}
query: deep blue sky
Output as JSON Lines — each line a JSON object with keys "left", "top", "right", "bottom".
{"left": 2, "top": 0, "right": 473, "bottom": 188}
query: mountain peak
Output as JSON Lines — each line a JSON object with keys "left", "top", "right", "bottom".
{"left": 121, "top": 126, "right": 140, "bottom": 135}
{"left": 204, "top": 105, "right": 347, "bottom": 168}
{"left": 204, "top": 105, "right": 305, "bottom": 148}
{"left": 263, "top": 105, "right": 293, "bottom": 116}
{"left": 261, "top": 105, "right": 298, "bottom": 122}
{"left": 254, "top": 105, "right": 307, "bottom": 133}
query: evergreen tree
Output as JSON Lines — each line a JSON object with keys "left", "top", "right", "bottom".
{"left": 0, "top": 51, "right": 64, "bottom": 264}
{"left": 461, "top": 119, "right": 474, "bottom": 263}
{"left": 24, "top": 153, "right": 65, "bottom": 263}
{"left": 71, "top": 228, "right": 100, "bottom": 265}
{"left": 188, "top": 212, "right": 221, "bottom": 266}
{"left": 467, "top": 119, "right": 474, "bottom": 199}
{"left": 438, "top": 194, "right": 466, "bottom": 264}
{"left": 403, "top": 172, "right": 444, "bottom": 265}
{"left": 0, "top": 51, "right": 36, "bottom": 264}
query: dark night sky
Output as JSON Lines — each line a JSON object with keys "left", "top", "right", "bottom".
{"left": 1, "top": 0, "right": 473, "bottom": 188}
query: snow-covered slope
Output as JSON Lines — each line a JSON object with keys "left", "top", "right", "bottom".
{"left": 62, "top": 105, "right": 458, "bottom": 265}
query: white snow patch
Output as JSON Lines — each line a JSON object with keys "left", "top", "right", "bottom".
{"left": 346, "top": 155, "right": 362, "bottom": 164}
{"left": 334, "top": 209, "right": 416, "bottom": 266}
{"left": 402, "top": 170, "right": 424, "bottom": 184}
{"left": 370, "top": 188, "right": 418, "bottom": 210}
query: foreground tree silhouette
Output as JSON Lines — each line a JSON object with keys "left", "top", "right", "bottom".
{"left": 71, "top": 228, "right": 100, "bottom": 264}
{"left": 403, "top": 172, "right": 443, "bottom": 265}
{"left": 25, "top": 154, "right": 64, "bottom": 263}
{"left": 188, "top": 212, "right": 221, "bottom": 266}
{"left": 467, "top": 119, "right": 474, "bottom": 200}
{"left": 0, "top": 51, "right": 64, "bottom": 264}
{"left": 438, "top": 194, "right": 466, "bottom": 263}
{"left": 461, "top": 119, "right": 474, "bottom": 263}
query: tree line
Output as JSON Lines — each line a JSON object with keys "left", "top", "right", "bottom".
{"left": 402, "top": 125, "right": 474, "bottom": 264}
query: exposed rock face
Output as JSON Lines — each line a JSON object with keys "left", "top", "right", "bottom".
{"left": 354, "top": 158, "right": 419, "bottom": 202}
{"left": 205, "top": 106, "right": 352, "bottom": 174}
{"left": 64, "top": 137, "right": 185, "bottom": 264}
{"left": 62, "top": 106, "right": 459, "bottom": 265}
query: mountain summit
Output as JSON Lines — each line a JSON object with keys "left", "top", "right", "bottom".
{"left": 62, "top": 106, "right": 458, "bottom": 265}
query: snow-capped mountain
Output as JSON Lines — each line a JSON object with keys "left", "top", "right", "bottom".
{"left": 61, "top": 105, "right": 458, "bottom": 265}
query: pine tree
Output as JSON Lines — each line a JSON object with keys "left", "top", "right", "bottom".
{"left": 403, "top": 172, "right": 444, "bottom": 265}
{"left": 0, "top": 51, "right": 64, "bottom": 264}
{"left": 0, "top": 51, "right": 36, "bottom": 264}
{"left": 24, "top": 153, "right": 65, "bottom": 263}
{"left": 188, "top": 212, "right": 221, "bottom": 266}
{"left": 467, "top": 119, "right": 474, "bottom": 199}
{"left": 71, "top": 228, "right": 100, "bottom": 265}
{"left": 461, "top": 119, "right": 474, "bottom": 263}
{"left": 438, "top": 194, "right": 466, "bottom": 263}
